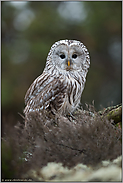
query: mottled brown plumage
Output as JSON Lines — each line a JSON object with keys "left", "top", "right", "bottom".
{"left": 24, "top": 40, "right": 90, "bottom": 117}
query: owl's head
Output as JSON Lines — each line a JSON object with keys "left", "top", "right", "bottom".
{"left": 46, "top": 40, "right": 90, "bottom": 73}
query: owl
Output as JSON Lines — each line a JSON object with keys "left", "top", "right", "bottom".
{"left": 24, "top": 40, "right": 90, "bottom": 118}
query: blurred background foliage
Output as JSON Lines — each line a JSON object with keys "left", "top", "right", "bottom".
{"left": 1, "top": 1, "right": 122, "bottom": 129}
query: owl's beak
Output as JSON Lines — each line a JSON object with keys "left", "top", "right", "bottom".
{"left": 66, "top": 59, "right": 72, "bottom": 71}
{"left": 67, "top": 60, "right": 70, "bottom": 66}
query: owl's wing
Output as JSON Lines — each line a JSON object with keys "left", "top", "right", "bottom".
{"left": 24, "top": 71, "right": 67, "bottom": 111}
{"left": 25, "top": 72, "right": 53, "bottom": 104}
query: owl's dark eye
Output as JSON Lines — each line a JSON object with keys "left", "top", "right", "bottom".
{"left": 72, "top": 54, "right": 77, "bottom": 59}
{"left": 60, "top": 54, "right": 65, "bottom": 59}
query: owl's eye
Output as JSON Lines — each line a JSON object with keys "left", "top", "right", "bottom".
{"left": 72, "top": 54, "right": 77, "bottom": 59}
{"left": 60, "top": 54, "right": 65, "bottom": 59}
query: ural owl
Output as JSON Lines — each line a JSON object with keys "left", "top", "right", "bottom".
{"left": 24, "top": 40, "right": 90, "bottom": 117}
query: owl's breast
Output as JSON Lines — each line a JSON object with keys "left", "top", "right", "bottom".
{"left": 57, "top": 74, "right": 83, "bottom": 114}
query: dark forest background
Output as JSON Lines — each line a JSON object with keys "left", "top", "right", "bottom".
{"left": 1, "top": 1, "right": 122, "bottom": 130}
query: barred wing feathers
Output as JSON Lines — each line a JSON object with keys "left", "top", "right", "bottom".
{"left": 24, "top": 72, "right": 67, "bottom": 114}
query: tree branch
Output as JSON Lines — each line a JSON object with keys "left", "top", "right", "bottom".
{"left": 99, "top": 104, "right": 122, "bottom": 124}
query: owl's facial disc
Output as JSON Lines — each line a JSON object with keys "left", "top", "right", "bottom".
{"left": 52, "top": 44, "right": 85, "bottom": 72}
{"left": 60, "top": 54, "right": 73, "bottom": 71}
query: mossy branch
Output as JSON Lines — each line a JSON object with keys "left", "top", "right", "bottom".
{"left": 98, "top": 104, "right": 122, "bottom": 124}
